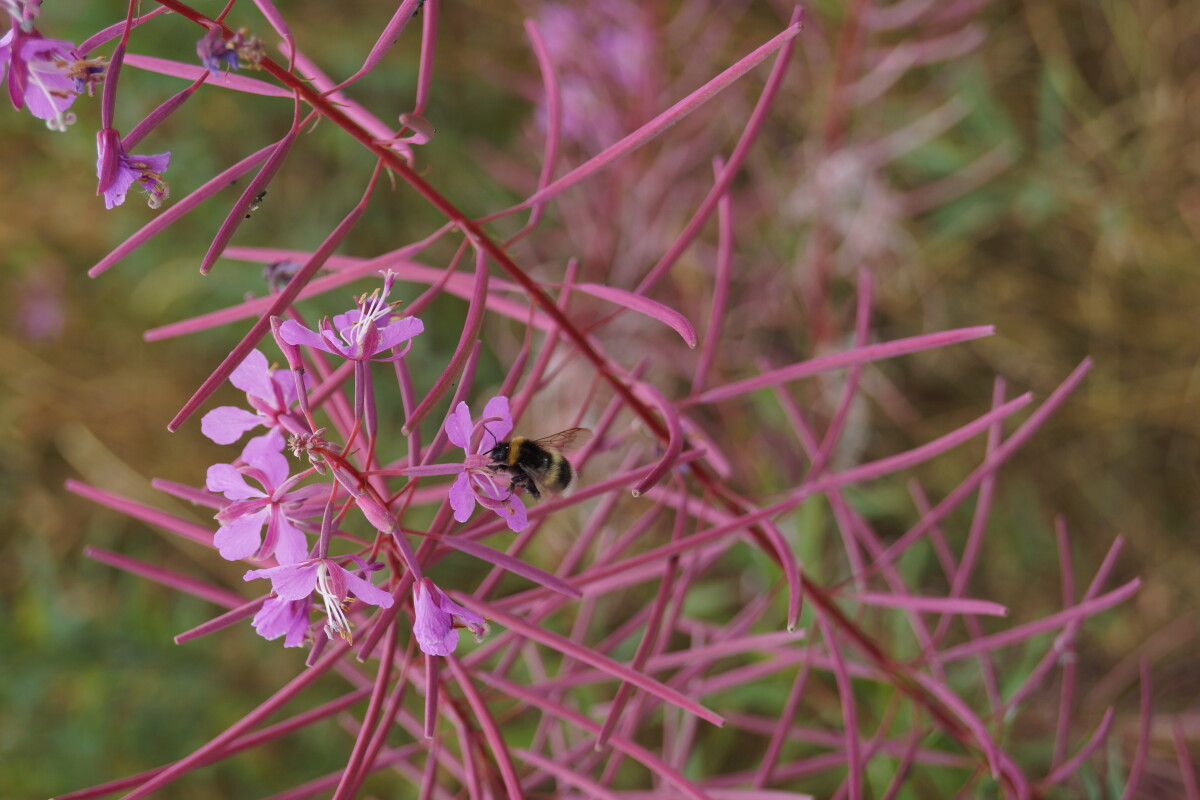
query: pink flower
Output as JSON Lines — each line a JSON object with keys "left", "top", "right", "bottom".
{"left": 412, "top": 578, "right": 488, "bottom": 656}
{"left": 278, "top": 271, "right": 423, "bottom": 362}
{"left": 95, "top": 127, "right": 170, "bottom": 210}
{"left": 206, "top": 430, "right": 324, "bottom": 564}
{"left": 2, "top": 28, "right": 102, "bottom": 131}
{"left": 245, "top": 556, "right": 393, "bottom": 644}
{"left": 443, "top": 396, "right": 528, "bottom": 532}
{"left": 251, "top": 595, "right": 312, "bottom": 647}
{"left": 201, "top": 348, "right": 307, "bottom": 445}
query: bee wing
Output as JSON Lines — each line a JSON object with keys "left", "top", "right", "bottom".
{"left": 531, "top": 427, "right": 592, "bottom": 454}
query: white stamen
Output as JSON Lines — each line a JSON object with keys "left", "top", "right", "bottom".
{"left": 346, "top": 272, "right": 399, "bottom": 345}
{"left": 316, "top": 563, "right": 353, "bottom": 642}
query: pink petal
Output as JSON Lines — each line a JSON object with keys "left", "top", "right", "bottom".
{"left": 23, "top": 65, "right": 76, "bottom": 121}
{"left": 477, "top": 479, "right": 529, "bottom": 532}
{"left": 270, "top": 368, "right": 299, "bottom": 404}
{"left": 0, "top": 34, "right": 12, "bottom": 78}
{"left": 214, "top": 509, "right": 268, "bottom": 561}
{"left": 205, "top": 463, "right": 264, "bottom": 499}
{"left": 374, "top": 315, "right": 424, "bottom": 353}
{"left": 479, "top": 395, "right": 512, "bottom": 448}
{"left": 21, "top": 39, "right": 79, "bottom": 123}
{"left": 252, "top": 596, "right": 310, "bottom": 647}
{"left": 498, "top": 497, "right": 528, "bottom": 532}
{"left": 339, "top": 566, "right": 394, "bottom": 608}
{"left": 436, "top": 593, "right": 487, "bottom": 633}
{"left": 271, "top": 515, "right": 309, "bottom": 565}
{"left": 278, "top": 319, "right": 336, "bottom": 355}
{"left": 449, "top": 473, "right": 477, "bottom": 523}
{"left": 241, "top": 430, "right": 289, "bottom": 487}
{"left": 331, "top": 310, "right": 360, "bottom": 338}
{"left": 418, "top": 625, "right": 458, "bottom": 656}
{"left": 245, "top": 562, "right": 319, "bottom": 600}
{"left": 200, "top": 406, "right": 263, "bottom": 445}
{"left": 444, "top": 401, "right": 474, "bottom": 449}
{"left": 228, "top": 349, "right": 275, "bottom": 399}
{"left": 413, "top": 583, "right": 457, "bottom": 655}
{"left": 98, "top": 159, "right": 139, "bottom": 210}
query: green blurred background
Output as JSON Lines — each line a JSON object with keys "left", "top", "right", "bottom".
{"left": 1, "top": 0, "right": 1197, "bottom": 796}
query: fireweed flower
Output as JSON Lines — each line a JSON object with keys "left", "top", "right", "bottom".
{"left": 95, "top": 127, "right": 169, "bottom": 209}
{"left": 196, "top": 26, "right": 263, "bottom": 76}
{"left": 252, "top": 595, "right": 313, "bottom": 647}
{"left": 444, "top": 396, "right": 529, "bottom": 532}
{"left": 1, "top": 29, "right": 103, "bottom": 131}
{"left": 412, "top": 577, "right": 488, "bottom": 656}
{"left": 206, "top": 430, "right": 324, "bottom": 564}
{"left": 201, "top": 348, "right": 307, "bottom": 445}
{"left": 278, "top": 271, "right": 423, "bottom": 362}
{"left": 245, "top": 556, "right": 393, "bottom": 643}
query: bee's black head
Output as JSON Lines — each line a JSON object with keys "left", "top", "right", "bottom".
{"left": 487, "top": 441, "right": 509, "bottom": 462}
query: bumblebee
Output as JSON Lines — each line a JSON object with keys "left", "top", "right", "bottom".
{"left": 486, "top": 428, "right": 592, "bottom": 500}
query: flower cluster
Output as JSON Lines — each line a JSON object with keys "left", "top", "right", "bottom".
{"left": 190, "top": 272, "right": 517, "bottom": 656}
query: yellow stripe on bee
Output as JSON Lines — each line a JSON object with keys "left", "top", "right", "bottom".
{"left": 506, "top": 437, "right": 527, "bottom": 466}
{"left": 543, "top": 456, "right": 572, "bottom": 491}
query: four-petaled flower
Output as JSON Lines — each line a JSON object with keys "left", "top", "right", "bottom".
{"left": 96, "top": 127, "right": 170, "bottom": 209}
{"left": 202, "top": 348, "right": 307, "bottom": 445}
{"left": 252, "top": 595, "right": 312, "bottom": 648}
{"left": 1, "top": 28, "right": 102, "bottom": 131}
{"left": 278, "top": 271, "right": 423, "bottom": 362}
{"left": 412, "top": 577, "right": 488, "bottom": 656}
{"left": 443, "top": 396, "right": 529, "bottom": 532}
{"left": 245, "top": 556, "right": 394, "bottom": 644}
{"left": 206, "top": 430, "right": 324, "bottom": 564}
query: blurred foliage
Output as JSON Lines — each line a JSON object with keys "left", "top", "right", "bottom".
{"left": 1, "top": 0, "right": 1197, "bottom": 797}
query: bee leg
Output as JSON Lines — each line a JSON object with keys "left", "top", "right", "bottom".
{"left": 504, "top": 471, "right": 528, "bottom": 499}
